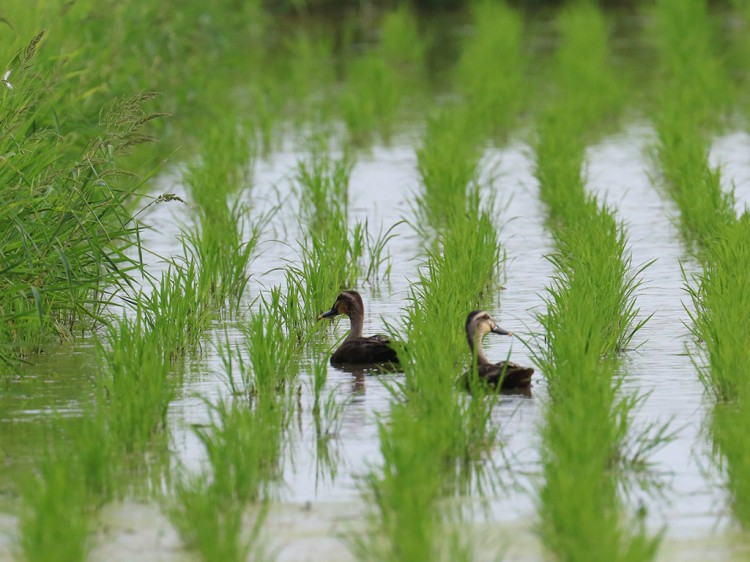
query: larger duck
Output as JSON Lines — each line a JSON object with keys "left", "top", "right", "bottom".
{"left": 318, "top": 290, "right": 400, "bottom": 367}
{"left": 464, "top": 310, "right": 534, "bottom": 389}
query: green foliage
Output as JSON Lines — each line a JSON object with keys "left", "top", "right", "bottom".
{"left": 454, "top": 0, "right": 525, "bottom": 139}
{"left": 531, "top": 4, "right": 658, "bottom": 561}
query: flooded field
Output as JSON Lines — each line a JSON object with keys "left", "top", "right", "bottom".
{"left": 3, "top": 1, "right": 750, "bottom": 561}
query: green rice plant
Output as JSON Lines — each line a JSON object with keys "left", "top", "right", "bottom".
{"left": 358, "top": 182, "right": 504, "bottom": 561}
{"left": 172, "top": 338, "right": 290, "bottom": 561}
{"left": 17, "top": 447, "right": 92, "bottom": 562}
{"left": 283, "top": 31, "right": 336, "bottom": 128}
{"left": 339, "top": 6, "right": 425, "bottom": 142}
{"left": 291, "top": 145, "right": 366, "bottom": 317}
{"left": 182, "top": 119, "right": 260, "bottom": 309}
{"left": 169, "top": 399, "right": 276, "bottom": 561}
{"left": 171, "top": 477, "right": 253, "bottom": 562}
{"left": 552, "top": 3, "right": 623, "bottom": 135}
{"left": 454, "top": 0, "right": 525, "bottom": 140}
{"left": 95, "top": 307, "right": 176, "bottom": 454}
{"left": 379, "top": 5, "right": 426, "bottom": 73}
{"left": 686, "top": 218, "right": 750, "bottom": 402}
{"left": 218, "top": 288, "right": 307, "bottom": 398}
{"left": 651, "top": 0, "right": 731, "bottom": 131}
{"left": 340, "top": 53, "right": 402, "bottom": 143}
{"left": 16, "top": 415, "right": 117, "bottom": 562}
{"left": 415, "top": 107, "right": 482, "bottom": 232}
{"left": 140, "top": 260, "right": 212, "bottom": 358}
{"left": 529, "top": 5, "right": 660, "bottom": 560}
{"left": 534, "top": 228, "right": 658, "bottom": 562}
{"left": 684, "top": 217, "right": 750, "bottom": 525}
{"left": 650, "top": 0, "right": 735, "bottom": 250}
{"left": 196, "top": 397, "right": 287, "bottom": 504}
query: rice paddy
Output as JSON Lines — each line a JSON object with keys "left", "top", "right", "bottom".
{"left": 2, "top": 1, "right": 750, "bottom": 561}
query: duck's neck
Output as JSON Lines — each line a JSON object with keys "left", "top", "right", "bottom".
{"left": 345, "top": 311, "right": 364, "bottom": 340}
{"left": 468, "top": 327, "right": 491, "bottom": 365}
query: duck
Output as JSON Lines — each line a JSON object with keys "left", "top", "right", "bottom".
{"left": 464, "top": 310, "right": 534, "bottom": 389}
{"left": 317, "top": 290, "right": 400, "bottom": 367}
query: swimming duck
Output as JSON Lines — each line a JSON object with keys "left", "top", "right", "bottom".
{"left": 464, "top": 310, "right": 534, "bottom": 389}
{"left": 318, "top": 290, "right": 400, "bottom": 367}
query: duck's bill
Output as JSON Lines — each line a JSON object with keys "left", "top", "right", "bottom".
{"left": 491, "top": 325, "right": 512, "bottom": 336}
{"left": 318, "top": 308, "right": 339, "bottom": 320}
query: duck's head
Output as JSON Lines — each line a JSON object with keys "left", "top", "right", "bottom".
{"left": 318, "top": 290, "right": 364, "bottom": 320}
{"left": 465, "top": 310, "right": 511, "bottom": 343}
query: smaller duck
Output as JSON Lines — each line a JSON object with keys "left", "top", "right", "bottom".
{"left": 464, "top": 310, "right": 534, "bottom": 389}
{"left": 318, "top": 290, "right": 400, "bottom": 367}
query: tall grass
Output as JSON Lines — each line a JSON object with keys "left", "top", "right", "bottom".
{"left": 531, "top": 4, "right": 658, "bottom": 561}
{"left": 0, "top": 83, "right": 153, "bottom": 364}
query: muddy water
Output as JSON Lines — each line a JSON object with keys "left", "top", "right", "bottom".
{"left": 2, "top": 122, "right": 749, "bottom": 561}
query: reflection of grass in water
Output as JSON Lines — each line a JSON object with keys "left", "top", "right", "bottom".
{"left": 532, "top": 4, "right": 659, "bottom": 561}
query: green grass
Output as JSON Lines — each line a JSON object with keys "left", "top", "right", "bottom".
{"left": 531, "top": 4, "right": 659, "bottom": 561}
{"left": 454, "top": 0, "right": 525, "bottom": 140}
{"left": 357, "top": 112, "right": 506, "bottom": 560}
{"left": 650, "top": 0, "right": 750, "bottom": 527}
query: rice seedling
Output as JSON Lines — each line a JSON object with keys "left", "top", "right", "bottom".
{"left": 357, "top": 110, "right": 506, "bottom": 558}
{"left": 283, "top": 31, "right": 336, "bottom": 129}
{"left": 95, "top": 307, "right": 176, "bottom": 454}
{"left": 182, "top": 118, "right": 260, "bottom": 310}
{"left": 683, "top": 216, "right": 750, "bottom": 526}
{"left": 16, "top": 410, "right": 121, "bottom": 562}
{"left": 17, "top": 443, "right": 93, "bottom": 562}
{"left": 172, "top": 296, "right": 300, "bottom": 561}
{"left": 530, "top": 4, "right": 660, "bottom": 561}
{"left": 415, "top": 107, "right": 482, "bottom": 232}
{"left": 171, "top": 395, "right": 279, "bottom": 561}
{"left": 340, "top": 6, "right": 426, "bottom": 142}
{"left": 650, "top": 0, "right": 735, "bottom": 250}
{"left": 454, "top": 0, "right": 525, "bottom": 140}
{"left": 140, "top": 259, "right": 212, "bottom": 358}
{"left": 289, "top": 144, "right": 365, "bottom": 320}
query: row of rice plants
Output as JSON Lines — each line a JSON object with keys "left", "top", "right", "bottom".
{"left": 357, "top": 112, "right": 504, "bottom": 561}
{"left": 181, "top": 117, "right": 262, "bottom": 312}
{"left": 169, "top": 296, "right": 303, "bottom": 561}
{"left": 340, "top": 6, "right": 426, "bottom": 143}
{"left": 17, "top": 264, "right": 212, "bottom": 561}
{"left": 532, "top": 5, "right": 658, "bottom": 561}
{"left": 454, "top": 0, "right": 526, "bottom": 142}
{"left": 354, "top": 7, "right": 533, "bottom": 553}
{"left": 651, "top": 0, "right": 750, "bottom": 527}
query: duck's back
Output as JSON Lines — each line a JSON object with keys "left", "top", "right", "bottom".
{"left": 330, "top": 336, "right": 399, "bottom": 366}
{"left": 478, "top": 361, "right": 534, "bottom": 389}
